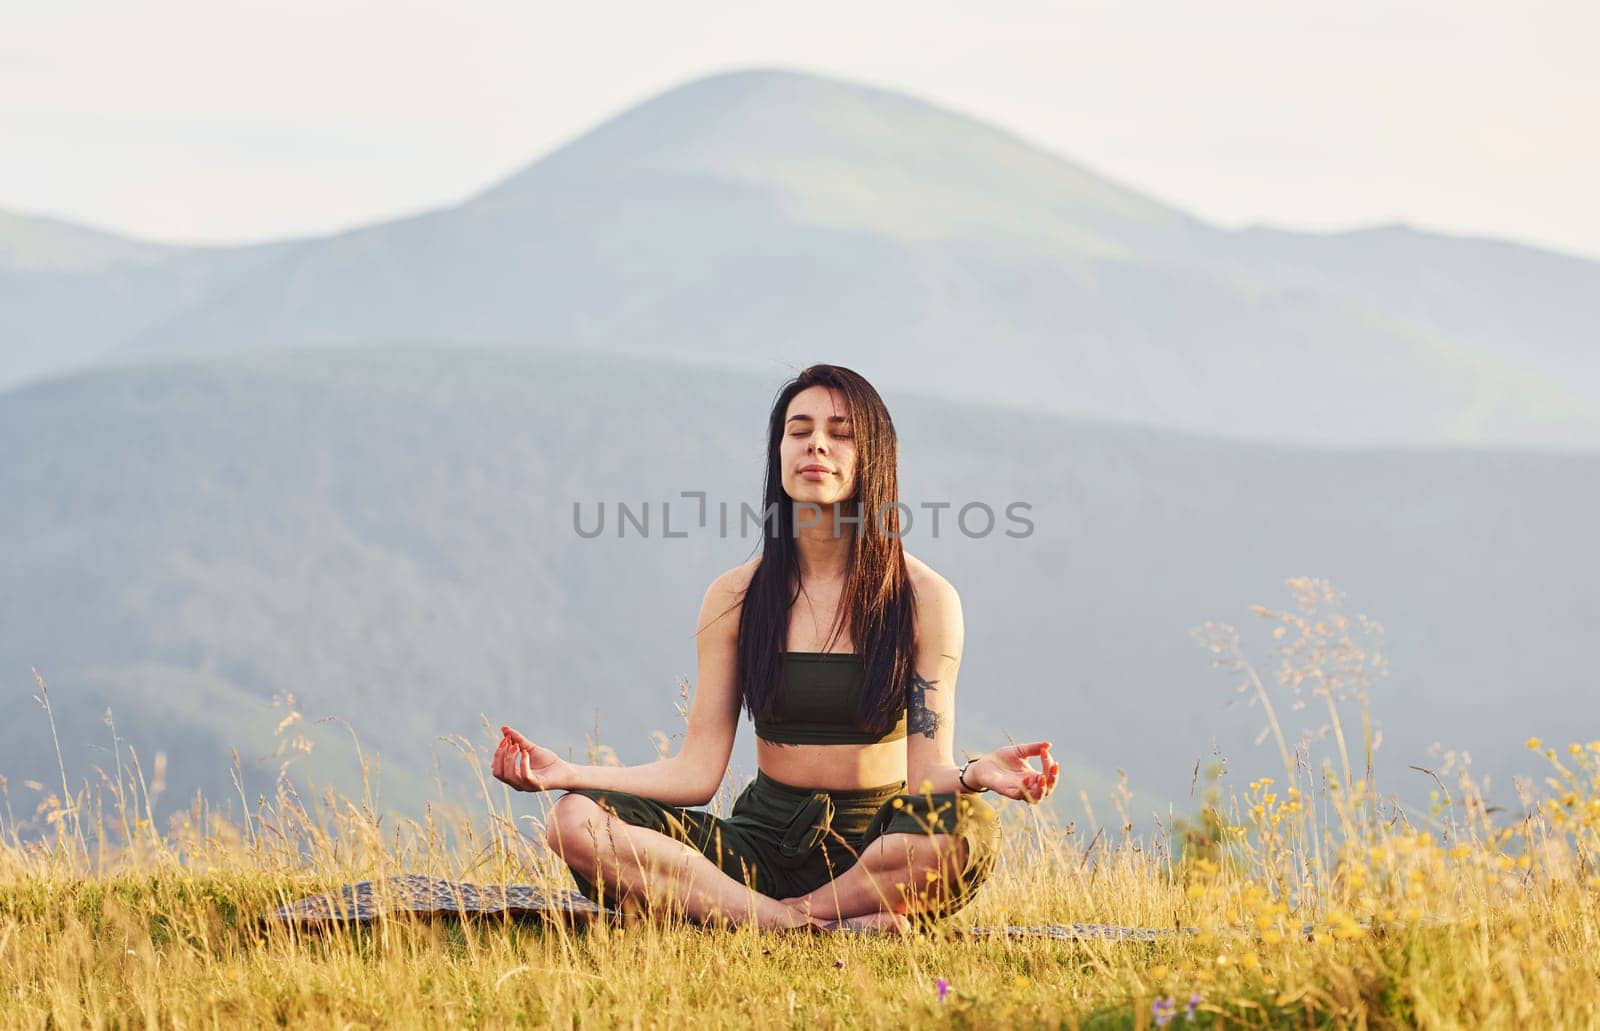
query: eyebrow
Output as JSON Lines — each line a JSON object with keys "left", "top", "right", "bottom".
{"left": 785, "top": 414, "right": 851, "bottom": 423}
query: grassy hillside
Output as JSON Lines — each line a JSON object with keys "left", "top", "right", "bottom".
{"left": 2, "top": 705, "right": 1597, "bottom": 1027}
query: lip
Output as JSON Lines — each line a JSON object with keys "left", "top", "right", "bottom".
{"left": 799, "top": 464, "right": 833, "bottom": 476}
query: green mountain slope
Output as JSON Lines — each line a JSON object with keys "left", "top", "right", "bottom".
{"left": 4, "top": 346, "right": 1594, "bottom": 828}
{"left": 5, "top": 68, "right": 1599, "bottom": 448}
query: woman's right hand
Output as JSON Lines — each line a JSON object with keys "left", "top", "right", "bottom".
{"left": 492, "top": 725, "right": 573, "bottom": 792}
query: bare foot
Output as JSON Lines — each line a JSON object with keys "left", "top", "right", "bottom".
{"left": 824, "top": 911, "right": 912, "bottom": 936}
{"left": 678, "top": 898, "right": 827, "bottom": 934}
{"left": 769, "top": 897, "right": 829, "bottom": 933}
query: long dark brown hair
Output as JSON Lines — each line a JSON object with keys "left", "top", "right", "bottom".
{"left": 735, "top": 364, "right": 916, "bottom": 736}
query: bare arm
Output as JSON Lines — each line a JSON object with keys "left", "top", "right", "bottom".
{"left": 904, "top": 570, "right": 1060, "bottom": 801}
{"left": 494, "top": 565, "right": 748, "bottom": 806}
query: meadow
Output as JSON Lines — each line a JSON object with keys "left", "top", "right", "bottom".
{"left": 3, "top": 578, "right": 1597, "bottom": 1028}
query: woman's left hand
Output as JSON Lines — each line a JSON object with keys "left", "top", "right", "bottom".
{"left": 971, "top": 741, "right": 1060, "bottom": 802}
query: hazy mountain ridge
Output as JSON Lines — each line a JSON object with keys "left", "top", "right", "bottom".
{"left": 0, "top": 209, "right": 298, "bottom": 392}
{"left": 1232, "top": 222, "right": 1600, "bottom": 393}
{"left": 467, "top": 68, "right": 1198, "bottom": 251}
{"left": 0, "top": 209, "right": 191, "bottom": 273}
{"left": 3, "top": 68, "right": 1597, "bottom": 451}
{"left": 5, "top": 345, "right": 1594, "bottom": 829}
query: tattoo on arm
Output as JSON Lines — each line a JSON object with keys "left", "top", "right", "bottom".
{"left": 907, "top": 673, "right": 943, "bottom": 739}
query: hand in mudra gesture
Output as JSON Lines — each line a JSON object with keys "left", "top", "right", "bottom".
{"left": 972, "top": 741, "right": 1060, "bottom": 803}
{"left": 492, "top": 725, "right": 573, "bottom": 792}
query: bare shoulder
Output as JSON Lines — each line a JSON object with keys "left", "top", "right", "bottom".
{"left": 697, "top": 556, "right": 760, "bottom": 642}
{"left": 902, "top": 547, "right": 960, "bottom": 669}
{"left": 718, "top": 554, "right": 761, "bottom": 595}
{"left": 903, "top": 551, "right": 962, "bottom": 649}
{"left": 904, "top": 551, "right": 959, "bottom": 608}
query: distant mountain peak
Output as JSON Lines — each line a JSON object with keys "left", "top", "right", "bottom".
{"left": 6, "top": 67, "right": 1598, "bottom": 455}
{"left": 466, "top": 65, "right": 1191, "bottom": 232}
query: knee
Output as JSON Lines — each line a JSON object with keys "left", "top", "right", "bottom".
{"left": 866, "top": 832, "right": 968, "bottom": 880}
{"left": 545, "top": 793, "right": 605, "bottom": 863}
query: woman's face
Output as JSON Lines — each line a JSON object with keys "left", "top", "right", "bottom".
{"left": 780, "top": 385, "right": 857, "bottom": 506}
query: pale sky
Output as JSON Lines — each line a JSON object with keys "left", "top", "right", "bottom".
{"left": 4, "top": 0, "right": 1597, "bottom": 259}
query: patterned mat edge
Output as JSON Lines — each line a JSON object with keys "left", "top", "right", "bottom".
{"left": 260, "top": 874, "right": 608, "bottom": 926}
{"left": 256, "top": 875, "right": 1392, "bottom": 942}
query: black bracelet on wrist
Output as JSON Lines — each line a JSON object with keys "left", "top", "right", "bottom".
{"left": 959, "top": 757, "right": 981, "bottom": 793}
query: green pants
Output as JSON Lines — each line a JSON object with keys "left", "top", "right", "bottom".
{"left": 559, "top": 771, "right": 1000, "bottom": 923}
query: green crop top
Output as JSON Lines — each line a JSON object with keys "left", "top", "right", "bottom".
{"left": 753, "top": 651, "right": 909, "bottom": 745}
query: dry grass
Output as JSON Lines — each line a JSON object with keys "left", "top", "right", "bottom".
{"left": 4, "top": 579, "right": 1597, "bottom": 1028}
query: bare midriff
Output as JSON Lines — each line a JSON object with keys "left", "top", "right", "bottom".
{"left": 755, "top": 737, "right": 907, "bottom": 791}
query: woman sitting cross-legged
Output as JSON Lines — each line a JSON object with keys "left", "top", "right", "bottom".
{"left": 492, "top": 363, "right": 1060, "bottom": 932}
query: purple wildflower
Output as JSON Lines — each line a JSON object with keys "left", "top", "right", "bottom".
{"left": 936, "top": 978, "right": 950, "bottom": 1004}
{"left": 1153, "top": 996, "right": 1177, "bottom": 1027}
{"left": 1186, "top": 993, "right": 1202, "bottom": 1020}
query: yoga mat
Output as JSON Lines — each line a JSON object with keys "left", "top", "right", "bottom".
{"left": 259, "top": 873, "right": 1296, "bottom": 941}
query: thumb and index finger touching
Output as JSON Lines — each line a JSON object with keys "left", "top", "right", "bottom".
{"left": 1002, "top": 740, "right": 1054, "bottom": 763}
{"left": 1001, "top": 740, "right": 1063, "bottom": 796}
{"left": 501, "top": 725, "right": 555, "bottom": 762}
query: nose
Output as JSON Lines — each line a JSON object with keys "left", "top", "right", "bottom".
{"left": 808, "top": 433, "right": 826, "bottom": 454}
